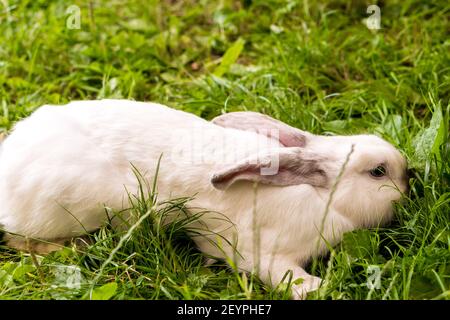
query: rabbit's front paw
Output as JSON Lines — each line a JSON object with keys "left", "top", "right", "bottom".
{"left": 291, "top": 276, "right": 323, "bottom": 300}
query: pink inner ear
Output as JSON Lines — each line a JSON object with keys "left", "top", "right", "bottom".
{"left": 259, "top": 127, "right": 306, "bottom": 147}
{"left": 211, "top": 147, "right": 328, "bottom": 190}
{"left": 277, "top": 131, "right": 306, "bottom": 148}
{"left": 212, "top": 112, "right": 307, "bottom": 148}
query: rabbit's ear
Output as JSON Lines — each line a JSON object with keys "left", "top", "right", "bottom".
{"left": 211, "top": 147, "right": 328, "bottom": 190}
{"left": 212, "top": 112, "right": 309, "bottom": 147}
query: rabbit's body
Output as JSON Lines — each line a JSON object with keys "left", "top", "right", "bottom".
{"left": 0, "top": 99, "right": 408, "bottom": 298}
{"left": 0, "top": 100, "right": 265, "bottom": 238}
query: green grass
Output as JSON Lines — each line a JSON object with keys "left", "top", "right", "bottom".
{"left": 0, "top": 0, "right": 449, "bottom": 300}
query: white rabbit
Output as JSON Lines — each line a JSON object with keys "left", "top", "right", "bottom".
{"left": 0, "top": 99, "right": 408, "bottom": 299}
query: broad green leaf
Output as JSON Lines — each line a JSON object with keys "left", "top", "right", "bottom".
{"left": 322, "top": 120, "right": 349, "bottom": 132}
{"left": 1, "top": 262, "right": 16, "bottom": 274}
{"left": 382, "top": 114, "right": 403, "bottom": 145}
{"left": 213, "top": 38, "right": 245, "bottom": 77}
{"left": 91, "top": 282, "right": 118, "bottom": 300}
{"left": 0, "top": 270, "right": 13, "bottom": 288}
{"left": 413, "top": 106, "right": 444, "bottom": 167}
{"left": 409, "top": 273, "right": 442, "bottom": 299}
{"left": 430, "top": 108, "right": 446, "bottom": 163}
{"left": 341, "top": 230, "right": 382, "bottom": 262}
{"left": 12, "top": 264, "right": 35, "bottom": 282}
{"left": 293, "top": 277, "right": 304, "bottom": 285}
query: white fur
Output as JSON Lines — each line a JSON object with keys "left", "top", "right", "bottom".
{"left": 0, "top": 99, "right": 408, "bottom": 299}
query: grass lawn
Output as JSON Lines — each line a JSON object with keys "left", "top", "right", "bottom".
{"left": 0, "top": 0, "right": 449, "bottom": 300}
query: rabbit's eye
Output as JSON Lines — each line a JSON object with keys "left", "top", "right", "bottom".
{"left": 369, "top": 165, "right": 386, "bottom": 178}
